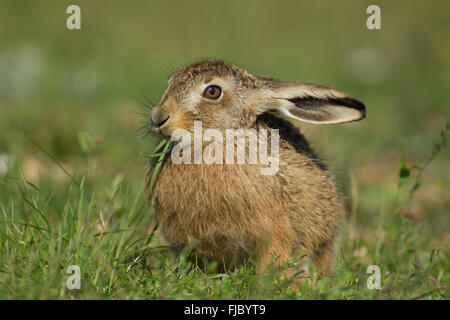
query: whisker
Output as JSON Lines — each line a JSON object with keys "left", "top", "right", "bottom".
{"left": 130, "top": 111, "right": 150, "bottom": 118}
{"left": 142, "top": 57, "right": 176, "bottom": 80}
{"left": 144, "top": 95, "right": 155, "bottom": 107}
{"left": 133, "top": 97, "right": 154, "bottom": 111}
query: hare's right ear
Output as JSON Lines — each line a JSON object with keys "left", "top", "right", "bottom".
{"left": 255, "top": 81, "right": 366, "bottom": 124}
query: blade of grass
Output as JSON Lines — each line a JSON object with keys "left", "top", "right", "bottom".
{"left": 149, "top": 139, "right": 171, "bottom": 197}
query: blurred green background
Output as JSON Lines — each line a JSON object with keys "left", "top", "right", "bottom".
{"left": 0, "top": 0, "right": 448, "bottom": 297}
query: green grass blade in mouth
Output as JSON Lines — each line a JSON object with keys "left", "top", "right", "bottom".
{"left": 153, "top": 139, "right": 170, "bottom": 154}
{"left": 149, "top": 139, "right": 171, "bottom": 197}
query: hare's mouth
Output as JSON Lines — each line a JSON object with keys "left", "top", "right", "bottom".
{"left": 149, "top": 116, "right": 170, "bottom": 136}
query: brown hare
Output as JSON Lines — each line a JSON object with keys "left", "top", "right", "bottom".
{"left": 146, "top": 59, "right": 365, "bottom": 276}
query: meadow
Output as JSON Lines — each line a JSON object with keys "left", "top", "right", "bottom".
{"left": 0, "top": 1, "right": 448, "bottom": 299}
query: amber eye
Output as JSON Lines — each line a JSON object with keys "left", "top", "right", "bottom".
{"left": 203, "top": 85, "right": 222, "bottom": 100}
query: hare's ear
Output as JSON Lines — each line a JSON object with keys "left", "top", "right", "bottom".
{"left": 256, "top": 82, "right": 366, "bottom": 124}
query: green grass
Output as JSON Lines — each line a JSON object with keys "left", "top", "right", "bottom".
{"left": 0, "top": 0, "right": 449, "bottom": 299}
{"left": 0, "top": 120, "right": 447, "bottom": 299}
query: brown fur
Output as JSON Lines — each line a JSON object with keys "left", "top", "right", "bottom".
{"left": 145, "top": 59, "right": 365, "bottom": 275}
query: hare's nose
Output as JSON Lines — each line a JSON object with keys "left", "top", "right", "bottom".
{"left": 151, "top": 115, "right": 170, "bottom": 128}
{"left": 149, "top": 98, "right": 176, "bottom": 134}
{"left": 150, "top": 106, "right": 170, "bottom": 127}
{"left": 149, "top": 109, "right": 171, "bottom": 135}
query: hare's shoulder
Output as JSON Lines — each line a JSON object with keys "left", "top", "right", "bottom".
{"left": 255, "top": 112, "right": 327, "bottom": 171}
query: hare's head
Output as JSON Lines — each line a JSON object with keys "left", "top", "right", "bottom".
{"left": 149, "top": 59, "right": 366, "bottom": 136}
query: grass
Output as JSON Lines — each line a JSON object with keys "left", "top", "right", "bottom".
{"left": 0, "top": 120, "right": 447, "bottom": 299}
{"left": 0, "top": 1, "right": 449, "bottom": 299}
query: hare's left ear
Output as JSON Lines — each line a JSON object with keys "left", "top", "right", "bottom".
{"left": 256, "top": 82, "right": 366, "bottom": 124}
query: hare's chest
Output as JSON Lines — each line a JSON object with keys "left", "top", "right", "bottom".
{"left": 152, "top": 162, "right": 276, "bottom": 244}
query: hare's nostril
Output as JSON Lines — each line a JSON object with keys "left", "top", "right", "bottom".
{"left": 155, "top": 116, "right": 170, "bottom": 127}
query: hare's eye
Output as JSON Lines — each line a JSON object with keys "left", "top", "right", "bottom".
{"left": 203, "top": 85, "right": 222, "bottom": 100}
